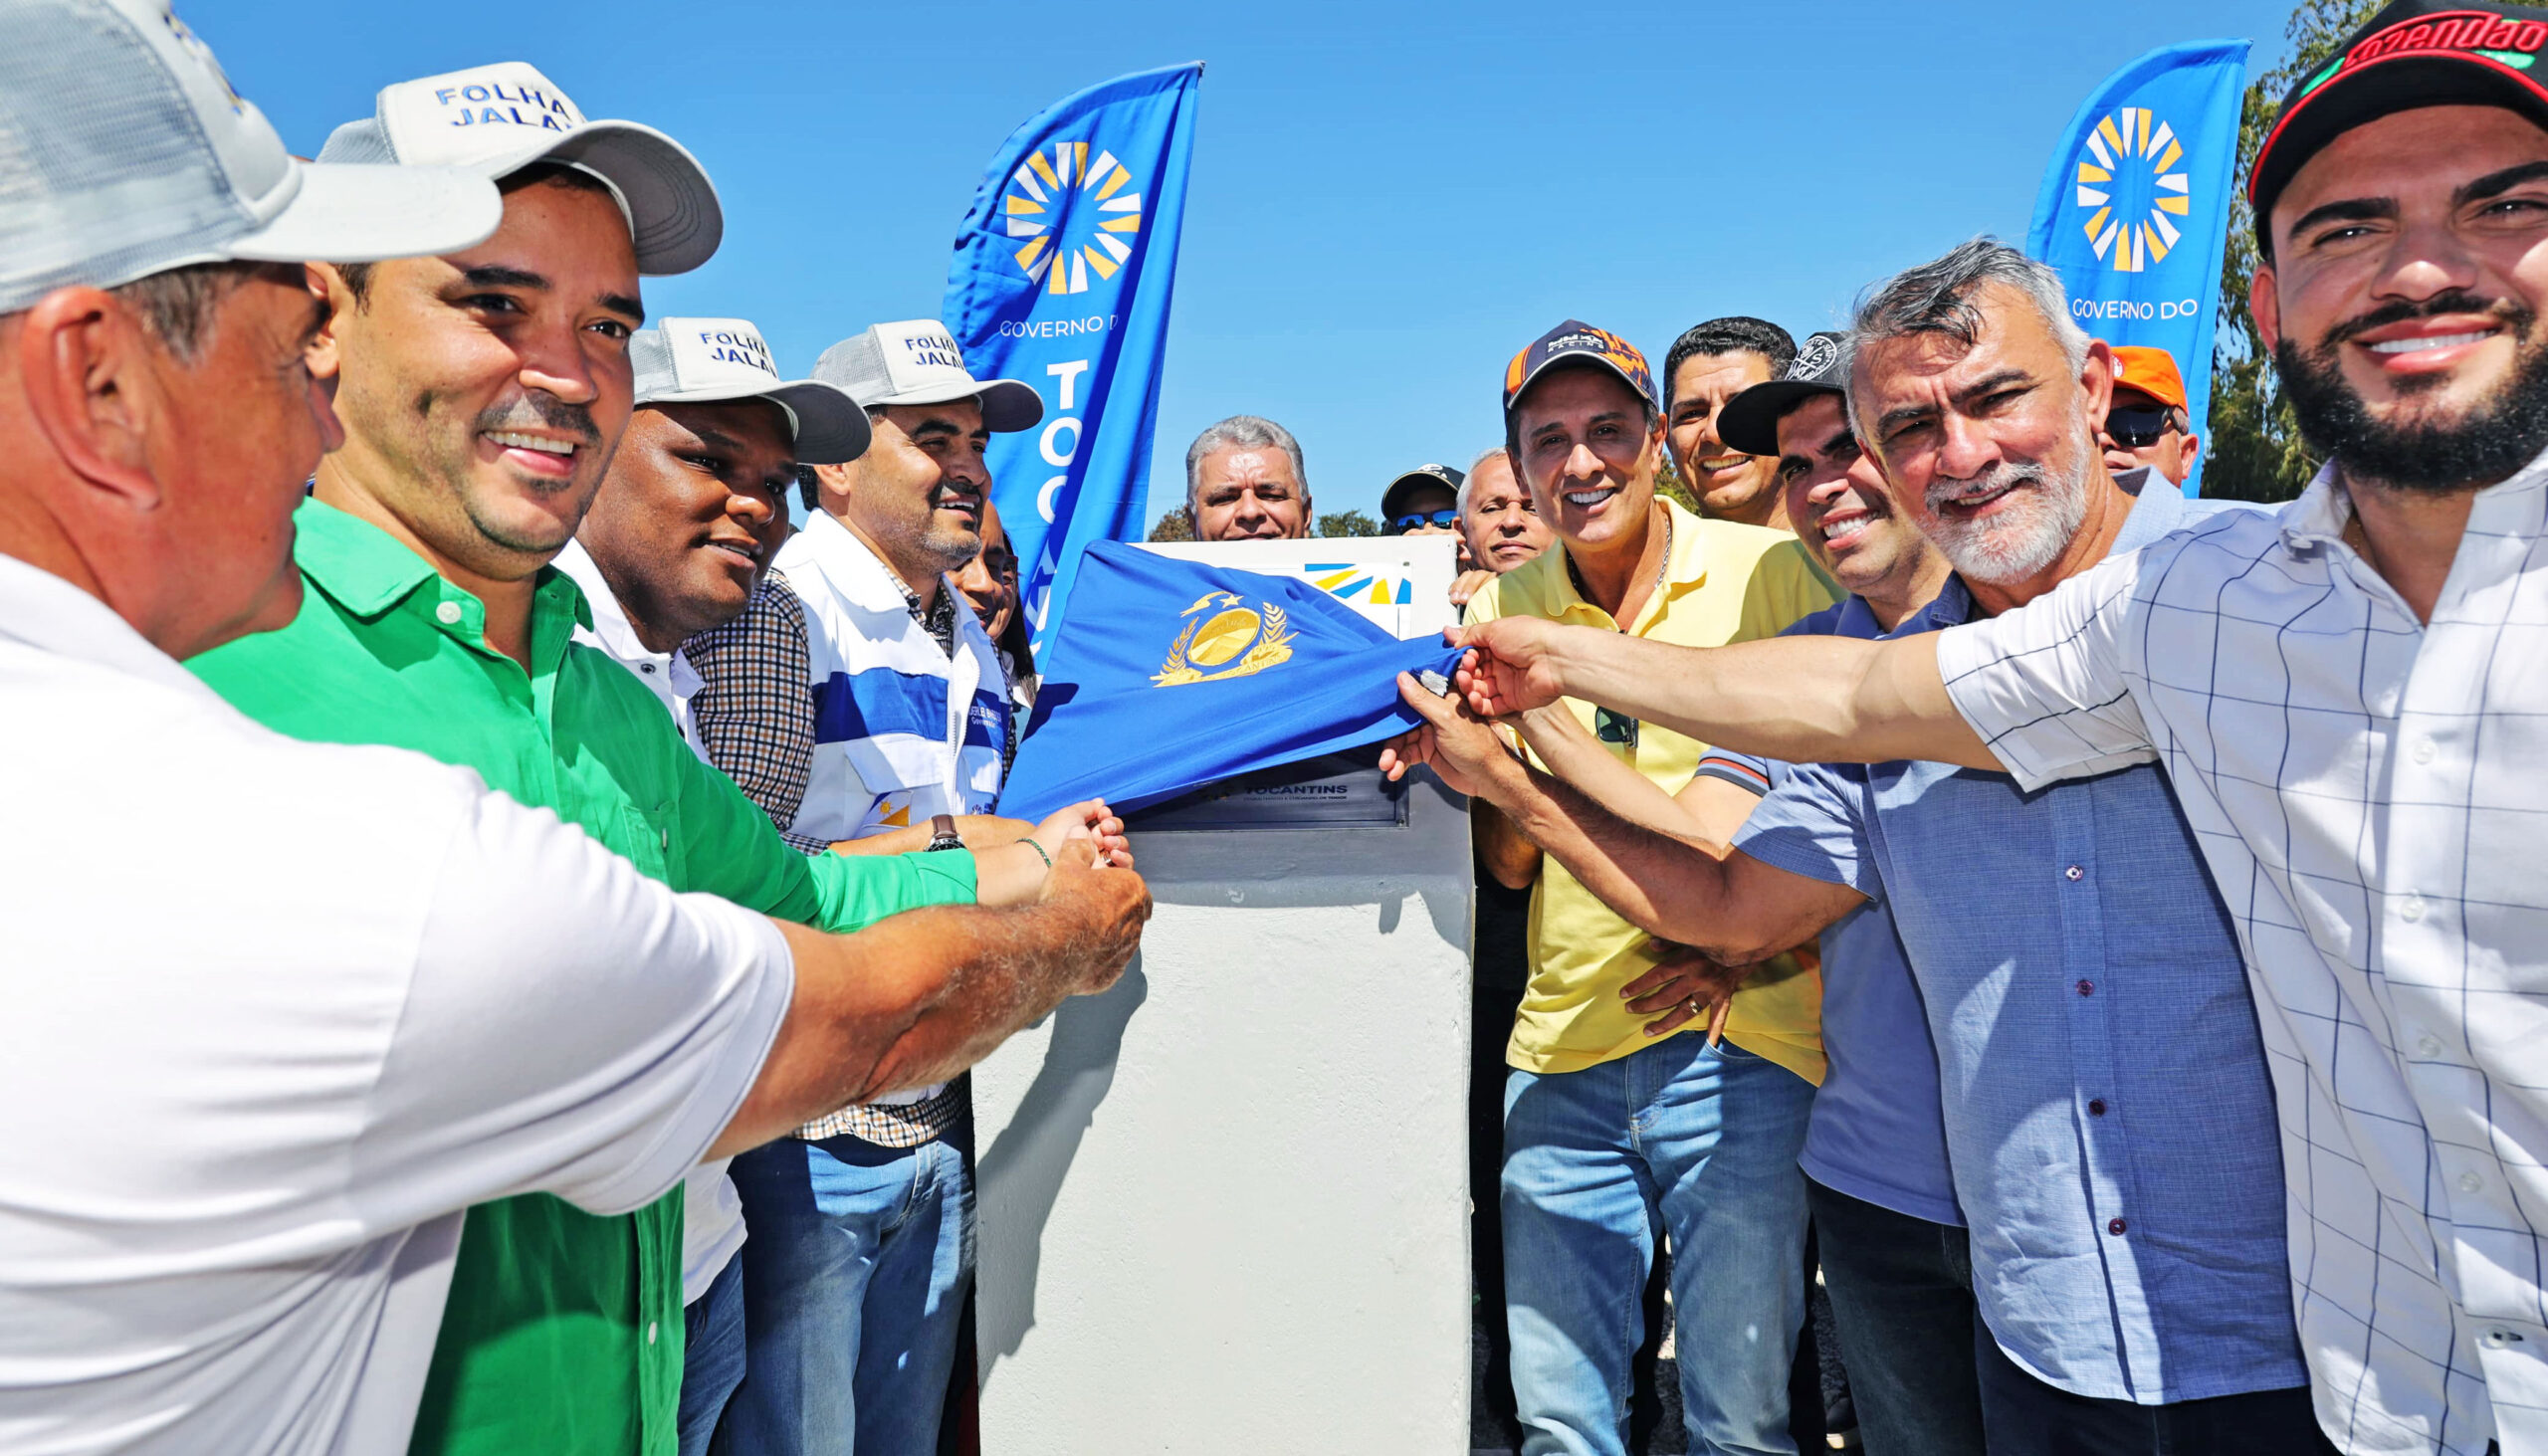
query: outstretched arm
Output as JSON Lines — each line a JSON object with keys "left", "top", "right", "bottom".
{"left": 1382, "top": 676, "right": 1860, "bottom": 966}
{"left": 1454, "top": 617, "right": 1999, "bottom": 772}
{"left": 713, "top": 846, "right": 1151, "bottom": 1158}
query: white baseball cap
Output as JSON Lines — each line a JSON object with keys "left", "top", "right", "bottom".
{"left": 316, "top": 61, "right": 721, "bottom": 276}
{"left": 812, "top": 320, "right": 1043, "bottom": 433}
{"left": 631, "top": 318, "right": 871, "bottom": 465}
{"left": 0, "top": 0, "right": 501, "bottom": 315}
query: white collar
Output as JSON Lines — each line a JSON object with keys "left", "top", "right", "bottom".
{"left": 0, "top": 551, "right": 230, "bottom": 703}
{"left": 790, "top": 510, "right": 944, "bottom": 616}
{"left": 552, "top": 538, "right": 699, "bottom": 695}
{"left": 2278, "top": 438, "right": 2548, "bottom": 556}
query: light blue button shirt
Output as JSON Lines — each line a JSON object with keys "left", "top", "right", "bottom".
{"left": 1735, "top": 478, "right": 2307, "bottom": 1404}
{"left": 1777, "top": 595, "right": 1963, "bottom": 1228}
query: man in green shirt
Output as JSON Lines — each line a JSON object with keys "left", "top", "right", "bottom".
{"left": 190, "top": 62, "right": 1130, "bottom": 1456}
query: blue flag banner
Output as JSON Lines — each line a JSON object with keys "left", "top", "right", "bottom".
{"left": 2025, "top": 40, "right": 2249, "bottom": 497}
{"left": 944, "top": 63, "right": 1202, "bottom": 656}
{"left": 998, "top": 542, "right": 1464, "bottom": 820}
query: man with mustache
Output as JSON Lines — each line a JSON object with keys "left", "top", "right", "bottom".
{"left": 1185, "top": 414, "right": 1314, "bottom": 539}
{"left": 1711, "top": 335, "right": 1974, "bottom": 1456}
{"left": 549, "top": 315, "right": 869, "bottom": 1456}
{"left": 1662, "top": 315, "right": 1799, "bottom": 530}
{"left": 2095, "top": 347, "right": 2203, "bottom": 490}
{"left": 1391, "top": 250, "right": 2319, "bottom": 1454}
{"left": 723, "top": 317, "right": 1048, "bottom": 1456}
{"left": 186, "top": 68, "right": 1139, "bottom": 1456}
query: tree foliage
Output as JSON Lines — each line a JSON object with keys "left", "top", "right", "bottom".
{"left": 1146, "top": 508, "right": 1194, "bottom": 541}
{"left": 2205, "top": 0, "right": 2381, "bottom": 502}
{"left": 1315, "top": 509, "right": 1380, "bottom": 538}
{"left": 1652, "top": 453, "right": 1700, "bottom": 515}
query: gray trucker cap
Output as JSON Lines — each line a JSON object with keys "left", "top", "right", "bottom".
{"left": 811, "top": 319, "right": 1043, "bottom": 432}
{"left": 632, "top": 318, "right": 871, "bottom": 464}
{"left": 316, "top": 60, "right": 721, "bottom": 275}
{"left": 0, "top": 0, "right": 501, "bottom": 315}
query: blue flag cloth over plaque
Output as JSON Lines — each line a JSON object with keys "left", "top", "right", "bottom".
{"left": 944, "top": 63, "right": 1201, "bottom": 657}
{"left": 998, "top": 543, "right": 1465, "bottom": 820}
{"left": 2025, "top": 39, "right": 2249, "bottom": 496}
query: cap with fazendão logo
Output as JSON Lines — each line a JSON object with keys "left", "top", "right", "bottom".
{"left": 2249, "top": 1, "right": 2548, "bottom": 228}
{"left": 0, "top": 0, "right": 501, "bottom": 315}
{"left": 316, "top": 61, "right": 722, "bottom": 275}
{"left": 812, "top": 320, "right": 1044, "bottom": 433}
{"left": 2107, "top": 345, "right": 2189, "bottom": 411}
{"left": 631, "top": 319, "right": 871, "bottom": 465}
{"left": 1381, "top": 463, "right": 1466, "bottom": 522}
{"left": 1502, "top": 320, "right": 1660, "bottom": 421}
{"left": 1716, "top": 331, "right": 1849, "bottom": 458}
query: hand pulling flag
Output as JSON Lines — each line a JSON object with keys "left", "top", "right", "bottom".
{"left": 998, "top": 542, "right": 1465, "bottom": 820}
{"left": 2025, "top": 40, "right": 2249, "bottom": 496}
{"left": 944, "top": 63, "right": 1202, "bottom": 657}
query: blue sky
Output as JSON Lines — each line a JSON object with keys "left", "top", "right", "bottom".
{"left": 192, "top": 0, "right": 2296, "bottom": 527}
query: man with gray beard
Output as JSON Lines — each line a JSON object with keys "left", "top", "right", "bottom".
{"left": 1386, "top": 241, "right": 2327, "bottom": 1453}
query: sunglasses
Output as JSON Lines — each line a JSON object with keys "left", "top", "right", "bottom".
{"left": 1388, "top": 509, "right": 1460, "bottom": 533}
{"left": 1594, "top": 707, "right": 1639, "bottom": 749}
{"left": 2106, "top": 404, "right": 2183, "bottom": 449}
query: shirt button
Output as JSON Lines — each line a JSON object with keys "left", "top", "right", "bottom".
{"left": 2481, "top": 1330, "right": 2528, "bottom": 1349}
{"left": 646, "top": 1321, "right": 658, "bottom": 1346}
{"left": 434, "top": 600, "right": 463, "bottom": 626}
{"left": 2412, "top": 736, "right": 2437, "bottom": 765}
{"left": 2459, "top": 1172, "right": 2484, "bottom": 1194}
{"left": 2401, "top": 895, "right": 2427, "bottom": 924}
{"left": 2063, "top": 865, "right": 2085, "bottom": 882}
{"left": 640, "top": 662, "right": 657, "bottom": 674}
{"left": 2417, "top": 1034, "right": 2444, "bottom": 1058}
{"left": 2107, "top": 1217, "right": 2128, "bottom": 1236}
{"left": 2075, "top": 979, "right": 2095, "bottom": 997}
{"left": 2088, "top": 1099, "right": 2108, "bottom": 1116}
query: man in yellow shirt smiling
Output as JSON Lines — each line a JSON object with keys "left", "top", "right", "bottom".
{"left": 1455, "top": 320, "right": 1838, "bottom": 1455}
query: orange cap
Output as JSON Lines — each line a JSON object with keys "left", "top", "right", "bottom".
{"left": 2108, "top": 345, "right": 2187, "bottom": 411}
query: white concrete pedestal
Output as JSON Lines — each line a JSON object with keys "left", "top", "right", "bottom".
{"left": 970, "top": 765, "right": 1474, "bottom": 1453}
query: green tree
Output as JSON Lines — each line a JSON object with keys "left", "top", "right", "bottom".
{"left": 1315, "top": 509, "right": 1380, "bottom": 538}
{"left": 2206, "top": 0, "right": 2380, "bottom": 502}
{"left": 1652, "top": 452, "right": 1700, "bottom": 515}
{"left": 1146, "top": 508, "right": 1194, "bottom": 541}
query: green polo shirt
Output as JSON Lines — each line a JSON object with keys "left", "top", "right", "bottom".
{"left": 188, "top": 498, "right": 978, "bottom": 1456}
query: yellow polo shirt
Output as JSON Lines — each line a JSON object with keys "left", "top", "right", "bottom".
{"left": 1465, "top": 499, "right": 1841, "bottom": 1083}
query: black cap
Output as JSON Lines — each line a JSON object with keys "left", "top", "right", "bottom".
{"left": 1716, "top": 331, "right": 1848, "bottom": 458}
{"left": 2251, "top": 2, "right": 2548, "bottom": 228}
{"left": 1381, "top": 463, "right": 1465, "bottom": 523}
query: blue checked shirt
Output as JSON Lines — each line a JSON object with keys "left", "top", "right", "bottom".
{"left": 1735, "top": 478, "right": 2308, "bottom": 1403}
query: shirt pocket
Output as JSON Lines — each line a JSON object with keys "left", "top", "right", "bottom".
{"left": 615, "top": 799, "right": 682, "bottom": 885}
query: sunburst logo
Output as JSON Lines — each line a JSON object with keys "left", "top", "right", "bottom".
{"left": 2074, "top": 106, "right": 2190, "bottom": 274}
{"left": 1002, "top": 141, "right": 1144, "bottom": 296}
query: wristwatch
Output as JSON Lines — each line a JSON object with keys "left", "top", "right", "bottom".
{"left": 925, "top": 813, "right": 963, "bottom": 852}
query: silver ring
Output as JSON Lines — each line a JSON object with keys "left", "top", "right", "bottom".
{"left": 1686, "top": 997, "right": 1703, "bottom": 1018}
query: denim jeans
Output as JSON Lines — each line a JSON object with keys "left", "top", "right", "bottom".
{"left": 1503, "top": 1033, "right": 1815, "bottom": 1456}
{"left": 724, "top": 1134, "right": 974, "bottom": 1456}
{"left": 676, "top": 1255, "right": 745, "bottom": 1456}
{"left": 1805, "top": 1177, "right": 1985, "bottom": 1456}
{"left": 1972, "top": 1324, "right": 2339, "bottom": 1456}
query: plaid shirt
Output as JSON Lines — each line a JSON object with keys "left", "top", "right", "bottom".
{"left": 686, "top": 563, "right": 971, "bottom": 1148}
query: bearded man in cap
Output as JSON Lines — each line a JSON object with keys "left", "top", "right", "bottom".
{"left": 187, "top": 71, "right": 1136, "bottom": 1456}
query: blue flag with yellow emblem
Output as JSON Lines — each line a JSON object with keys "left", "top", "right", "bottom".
{"left": 998, "top": 543, "right": 1465, "bottom": 820}
{"left": 2025, "top": 39, "right": 2248, "bottom": 496}
{"left": 945, "top": 63, "right": 1201, "bottom": 658}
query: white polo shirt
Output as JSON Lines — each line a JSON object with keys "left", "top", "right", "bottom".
{"left": 553, "top": 536, "right": 750, "bottom": 1307}
{"left": 0, "top": 553, "right": 796, "bottom": 1455}
{"left": 1938, "top": 459, "right": 2548, "bottom": 1456}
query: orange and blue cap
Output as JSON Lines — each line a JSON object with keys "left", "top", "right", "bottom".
{"left": 1502, "top": 320, "right": 1658, "bottom": 421}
